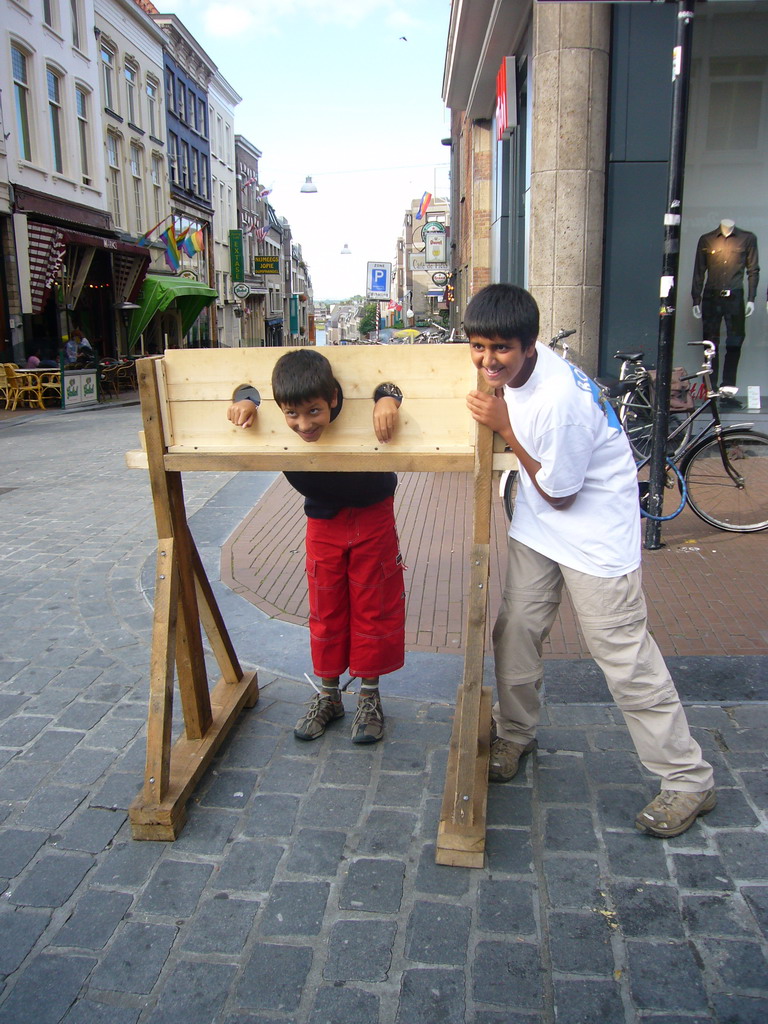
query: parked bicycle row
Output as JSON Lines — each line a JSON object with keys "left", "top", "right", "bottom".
{"left": 501, "top": 332, "right": 768, "bottom": 533}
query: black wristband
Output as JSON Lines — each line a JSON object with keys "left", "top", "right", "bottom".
{"left": 373, "top": 382, "right": 403, "bottom": 403}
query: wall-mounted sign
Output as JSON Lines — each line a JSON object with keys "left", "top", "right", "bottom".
{"left": 233, "top": 282, "right": 250, "bottom": 299}
{"left": 431, "top": 271, "right": 448, "bottom": 286}
{"left": 253, "top": 255, "right": 280, "bottom": 275}
{"left": 229, "top": 230, "right": 245, "bottom": 282}
{"left": 424, "top": 222, "right": 447, "bottom": 265}
{"left": 410, "top": 254, "right": 449, "bottom": 273}
{"left": 495, "top": 56, "right": 517, "bottom": 141}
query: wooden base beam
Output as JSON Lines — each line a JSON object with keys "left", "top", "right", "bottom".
{"left": 129, "top": 669, "right": 259, "bottom": 840}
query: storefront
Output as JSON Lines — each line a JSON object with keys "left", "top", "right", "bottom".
{"left": 127, "top": 274, "right": 217, "bottom": 352}
{"left": 12, "top": 186, "right": 150, "bottom": 362}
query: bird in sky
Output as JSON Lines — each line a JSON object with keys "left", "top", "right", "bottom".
{"left": 399, "top": 36, "right": 407, "bottom": 41}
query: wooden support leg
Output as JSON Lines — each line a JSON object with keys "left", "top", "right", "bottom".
{"left": 436, "top": 411, "right": 495, "bottom": 867}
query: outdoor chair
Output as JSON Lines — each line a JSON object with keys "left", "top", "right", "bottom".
{"left": 116, "top": 359, "right": 137, "bottom": 391}
{"left": 38, "top": 370, "right": 62, "bottom": 404}
{"left": 4, "top": 366, "right": 46, "bottom": 410}
{"left": 0, "top": 365, "right": 10, "bottom": 409}
{"left": 99, "top": 363, "right": 120, "bottom": 399}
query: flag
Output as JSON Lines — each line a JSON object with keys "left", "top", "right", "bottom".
{"left": 241, "top": 176, "right": 258, "bottom": 188}
{"left": 415, "top": 191, "right": 432, "bottom": 221}
{"left": 257, "top": 188, "right": 272, "bottom": 199}
{"left": 137, "top": 213, "right": 171, "bottom": 246}
{"left": 159, "top": 226, "right": 180, "bottom": 271}
{"left": 179, "top": 232, "right": 196, "bottom": 257}
{"left": 255, "top": 224, "right": 270, "bottom": 242}
{"left": 191, "top": 228, "right": 205, "bottom": 253}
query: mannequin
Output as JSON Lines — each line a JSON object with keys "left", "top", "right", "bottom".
{"left": 691, "top": 219, "right": 759, "bottom": 401}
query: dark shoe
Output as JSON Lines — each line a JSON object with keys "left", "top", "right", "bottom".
{"left": 635, "top": 788, "right": 717, "bottom": 837}
{"left": 294, "top": 692, "right": 345, "bottom": 740}
{"left": 351, "top": 692, "right": 384, "bottom": 744}
{"left": 488, "top": 735, "right": 537, "bottom": 782}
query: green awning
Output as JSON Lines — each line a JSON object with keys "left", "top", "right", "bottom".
{"left": 127, "top": 274, "right": 217, "bottom": 348}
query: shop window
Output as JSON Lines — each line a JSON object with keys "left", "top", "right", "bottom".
{"left": 706, "top": 56, "right": 766, "bottom": 151}
{"left": 11, "top": 44, "right": 33, "bottom": 162}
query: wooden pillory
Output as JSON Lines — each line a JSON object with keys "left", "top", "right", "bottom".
{"left": 126, "top": 346, "right": 516, "bottom": 866}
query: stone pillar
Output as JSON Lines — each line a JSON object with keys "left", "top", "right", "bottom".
{"left": 529, "top": 2, "right": 610, "bottom": 373}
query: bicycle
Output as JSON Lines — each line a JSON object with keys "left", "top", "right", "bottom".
{"left": 597, "top": 351, "right": 693, "bottom": 461}
{"left": 501, "top": 338, "right": 768, "bottom": 533}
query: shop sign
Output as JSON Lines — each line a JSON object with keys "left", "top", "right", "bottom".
{"left": 253, "top": 255, "right": 280, "bottom": 275}
{"left": 229, "top": 230, "right": 245, "bottom": 282}
{"left": 424, "top": 222, "right": 447, "bottom": 265}
{"left": 410, "top": 254, "right": 449, "bottom": 273}
{"left": 496, "top": 56, "right": 517, "bottom": 141}
{"left": 233, "top": 282, "right": 251, "bottom": 299}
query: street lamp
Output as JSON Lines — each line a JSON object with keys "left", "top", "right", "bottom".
{"left": 300, "top": 176, "right": 318, "bottom": 193}
{"left": 340, "top": 243, "right": 351, "bottom": 255}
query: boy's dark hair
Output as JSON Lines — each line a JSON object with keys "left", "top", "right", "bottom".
{"left": 463, "top": 284, "right": 540, "bottom": 349}
{"left": 272, "top": 348, "right": 337, "bottom": 407}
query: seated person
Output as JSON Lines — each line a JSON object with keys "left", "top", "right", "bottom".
{"left": 227, "top": 348, "right": 405, "bottom": 745}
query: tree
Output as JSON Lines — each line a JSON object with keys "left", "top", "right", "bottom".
{"left": 357, "top": 302, "right": 377, "bottom": 337}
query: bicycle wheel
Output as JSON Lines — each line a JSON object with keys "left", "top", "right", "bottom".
{"left": 620, "top": 384, "right": 692, "bottom": 460}
{"left": 502, "top": 470, "right": 518, "bottom": 521}
{"left": 682, "top": 430, "right": 768, "bottom": 532}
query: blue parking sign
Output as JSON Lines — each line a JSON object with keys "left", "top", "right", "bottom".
{"left": 366, "top": 262, "right": 392, "bottom": 301}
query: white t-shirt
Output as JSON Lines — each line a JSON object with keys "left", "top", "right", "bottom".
{"left": 505, "top": 342, "right": 641, "bottom": 577}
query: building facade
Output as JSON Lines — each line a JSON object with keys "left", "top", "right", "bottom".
{"left": 443, "top": 0, "right": 768, "bottom": 398}
{"left": 2, "top": 0, "right": 150, "bottom": 363}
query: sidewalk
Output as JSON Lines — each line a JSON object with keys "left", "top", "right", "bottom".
{"left": 0, "top": 403, "right": 766, "bottom": 1024}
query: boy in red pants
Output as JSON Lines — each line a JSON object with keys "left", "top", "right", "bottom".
{"left": 227, "top": 348, "right": 405, "bottom": 744}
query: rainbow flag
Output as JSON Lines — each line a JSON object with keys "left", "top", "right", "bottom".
{"left": 159, "top": 226, "right": 180, "bottom": 271}
{"left": 415, "top": 191, "right": 432, "bottom": 221}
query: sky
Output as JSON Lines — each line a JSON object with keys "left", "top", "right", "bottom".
{"left": 159, "top": 0, "right": 453, "bottom": 301}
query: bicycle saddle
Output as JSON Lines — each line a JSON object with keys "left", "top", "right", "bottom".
{"left": 614, "top": 351, "right": 645, "bottom": 362}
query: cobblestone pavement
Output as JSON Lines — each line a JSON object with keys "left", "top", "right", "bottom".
{"left": 1, "top": 405, "right": 767, "bottom": 1024}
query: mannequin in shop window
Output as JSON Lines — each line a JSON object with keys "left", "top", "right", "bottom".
{"left": 691, "top": 219, "right": 759, "bottom": 407}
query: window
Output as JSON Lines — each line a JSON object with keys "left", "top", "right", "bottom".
{"left": 70, "top": 0, "right": 81, "bottom": 49}
{"left": 180, "top": 140, "right": 189, "bottom": 188}
{"left": 176, "top": 80, "right": 186, "bottom": 122}
{"left": 200, "top": 154, "right": 209, "bottom": 199}
{"left": 706, "top": 56, "right": 767, "bottom": 151}
{"left": 146, "top": 77, "right": 158, "bottom": 138}
{"left": 125, "top": 61, "right": 138, "bottom": 125}
{"left": 75, "top": 85, "right": 90, "bottom": 184}
{"left": 106, "top": 133, "right": 122, "bottom": 226}
{"left": 198, "top": 98, "right": 206, "bottom": 137}
{"left": 101, "top": 44, "right": 116, "bottom": 111}
{"left": 130, "top": 142, "right": 143, "bottom": 233}
{"left": 165, "top": 69, "right": 174, "bottom": 113}
{"left": 11, "top": 45, "right": 32, "bottom": 161}
{"left": 208, "top": 105, "right": 215, "bottom": 151}
{"left": 151, "top": 154, "right": 162, "bottom": 223}
{"left": 224, "top": 123, "right": 232, "bottom": 164}
{"left": 43, "top": 0, "right": 54, "bottom": 28}
{"left": 168, "top": 130, "right": 178, "bottom": 182}
{"left": 190, "top": 145, "right": 198, "bottom": 194}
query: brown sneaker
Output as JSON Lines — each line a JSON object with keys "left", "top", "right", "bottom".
{"left": 351, "top": 692, "right": 384, "bottom": 744}
{"left": 635, "top": 788, "right": 717, "bottom": 838}
{"left": 488, "top": 735, "right": 537, "bottom": 782}
{"left": 294, "top": 692, "right": 345, "bottom": 741}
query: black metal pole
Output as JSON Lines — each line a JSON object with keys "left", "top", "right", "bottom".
{"left": 644, "top": 0, "right": 696, "bottom": 550}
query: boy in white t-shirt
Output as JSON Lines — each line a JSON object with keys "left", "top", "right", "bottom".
{"left": 465, "top": 284, "right": 715, "bottom": 838}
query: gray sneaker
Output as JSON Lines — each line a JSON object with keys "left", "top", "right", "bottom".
{"left": 351, "top": 692, "right": 384, "bottom": 744}
{"left": 294, "top": 692, "right": 345, "bottom": 741}
{"left": 635, "top": 788, "right": 717, "bottom": 837}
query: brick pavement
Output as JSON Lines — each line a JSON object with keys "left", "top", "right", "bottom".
{"left": 0, "top": 404, "right": 767, "bottom": 1023}
{"left": 222, "top": 471, "right": 768, "bottom": 660}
